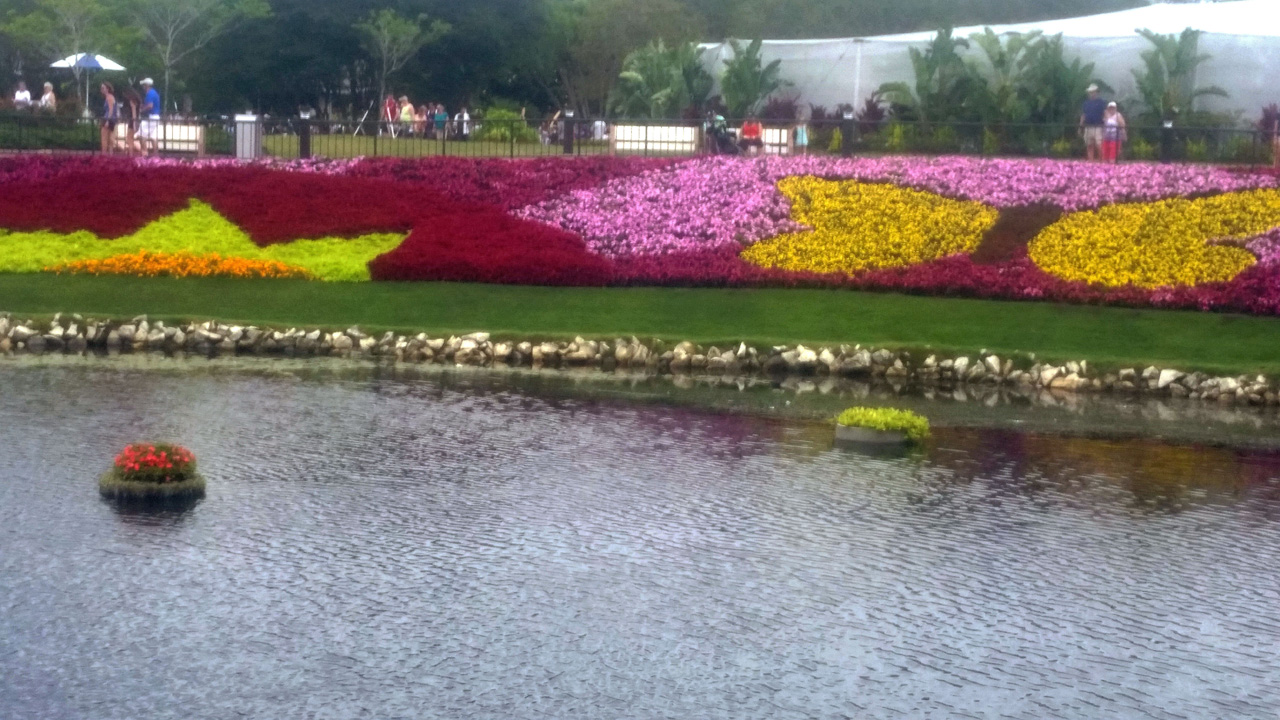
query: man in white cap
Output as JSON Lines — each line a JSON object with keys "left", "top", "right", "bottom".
{"left": 1078, "top": 83, "right": 1107, "bottom": 162}
{"left": 137, "top": 78, "right": 161, "bottom": 157}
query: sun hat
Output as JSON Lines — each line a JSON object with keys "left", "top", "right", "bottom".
{"left": 141, "top": 78, "right": 153, "bottom": 85}
{"left": 1087, "top": 83, "right": 1099, "bottom": 92}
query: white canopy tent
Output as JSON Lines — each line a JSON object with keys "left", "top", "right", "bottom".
{"left": 700, "top": 0, "right": 1280, "bottom": 118}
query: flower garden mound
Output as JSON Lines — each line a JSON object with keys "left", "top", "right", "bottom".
{"left": 4, "top": 155, "right": 1280, "bottom": 315}
{"left": 99, "top": 443, "right": 205, "bottom": 501}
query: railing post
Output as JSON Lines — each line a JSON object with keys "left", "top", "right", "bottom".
{"left": 1160, "top": 120, "right": 1174, "bottom": 163}
{"left": 563, "top": 110, "right": 575, "bottom": 155}
{"left": 510, "top": 119, "right": 516, "bottom": 158}
{"left": 840, "top": 110, "right": 854, "bottom": 157}
{"left": 298, "top": 119, "right": 312, "bottom": 159}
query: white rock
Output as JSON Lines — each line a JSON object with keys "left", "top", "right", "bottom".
{"left": 1157, "top": 368, "right": 1185, "bottom": 389}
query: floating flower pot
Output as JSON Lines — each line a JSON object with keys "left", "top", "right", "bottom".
{"left": 834, "top": 407, "right": 929, "bottom": 450}
{"left": 99, "top": 443, "right": 205, "bottom": 501}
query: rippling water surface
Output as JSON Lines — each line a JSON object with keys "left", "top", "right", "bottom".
{"left": 2, "top": 362, "right": 1280, "bottom": 719}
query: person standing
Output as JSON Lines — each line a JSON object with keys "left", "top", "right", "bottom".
{"left": 434, "top": 104, "right": 448, "bottom": 139}
{"left": 13, "top": 81, "right": 31, "bottom": 110}
{"left": 1078, "top": 83, "right": 1107, "bottom": 162}
{"left": 454, "top": 106, "right": 470, "bottom": 141}
{"left": 137, "top": 78, "right": 161, "bottom": 157}
{"left": 38, "top": 82, "right": 56, "bottom": 112}
{"left": 1101, "top": 101, "right": 1127, "bottom": 164}
{"left": 99, "top": 82, "right": 119, "bottom": 154}
{"left": 794, "top": 103, "right": 810, "bottom": 156}
{"left": 121, "top": 88, "right": 142, "bottom": 155}
{"left": 381, "top": 94, "right": 397, "bottom": 136}
{"left": 398, "top": 96, "right": 413, "bottom": 136}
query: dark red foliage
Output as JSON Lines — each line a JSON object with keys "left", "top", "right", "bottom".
{"left": 0, "top": 168, "right": 196, "bottom": 238}
{"left": 343, "top": 156, "right": 677, "bottom": 210}
{"left": 369, "top": 209, "right": 616, "bottom": 286}
{"left": 191, "top": 168, "right": 444, "bottom": 245}
{"left": 0, "top": 165, "right": 445, "bottom": 242}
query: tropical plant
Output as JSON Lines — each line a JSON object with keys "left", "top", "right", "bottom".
{"left": 965, "top": 27, "right": 1041, "bottom": 126}
{"left": 878, "top": 28, "right": 975, "bottom": 123}
{"left": 1132, "top": 27, "right": 1228, "bottom": 125}
{"left": 1260, "top": 104, "right": 1280, "bottom": 143}
{"left": 720, "top": 37, "right": 786, "bottom": 117}
{"left": 1020, "top": 33, "right": 1110, "bottom": 126}
{"left": 610, "top": 39, "right": 711, "bottom": 118}
{"left": 856, "top": 93, "right": 885, "bottom": 135}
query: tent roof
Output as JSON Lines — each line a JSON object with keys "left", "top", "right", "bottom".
{"left": 872, "top": 0, "right": 1280, "bottom": 42}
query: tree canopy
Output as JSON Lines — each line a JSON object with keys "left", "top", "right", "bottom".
{"left": 0, "top": 0, "right": 1151, "bottom": 117}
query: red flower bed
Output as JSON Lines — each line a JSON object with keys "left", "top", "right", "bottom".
{"left": 0, "top": 168, "right": 197, "bottom": 238}
{"left": 113, "top": 443, "right": 197, "bottom": 483}
{"left": 344, "top": 156, "right": 677, "bottom": 210}
{"left": 369, "top": 209, "right": 615, "bottom": 286}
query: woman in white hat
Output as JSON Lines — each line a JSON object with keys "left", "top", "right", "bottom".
{"left": 1101, "top": 101, "right": 1127, "bottom": 164}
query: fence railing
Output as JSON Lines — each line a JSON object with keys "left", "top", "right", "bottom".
{"left": 1, "top": 112, "right": 1275, "bottom": 167}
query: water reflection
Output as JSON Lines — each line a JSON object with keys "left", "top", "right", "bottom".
{"left": 1, "top": 362, "right": 1279, "bottom": 719}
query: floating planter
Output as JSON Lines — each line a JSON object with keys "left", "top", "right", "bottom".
{"left": 99, "top": 443, "right": 205, "bottom": 501}
{"left": 835, "top": 407, "right": 930, "bottom": 446}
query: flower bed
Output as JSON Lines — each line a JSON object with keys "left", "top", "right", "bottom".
{"left": 3, "top": 154, "right": 1280, "bottom": 315}
{"left": 99, "top": 443, "right": 205, "bottom": 500}
{"left": 49, "top": 250, "right": 315, "bottom": 280}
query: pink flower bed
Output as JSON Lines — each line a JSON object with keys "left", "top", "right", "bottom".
{"left": 521, "top": 156, "right": 1280, "bottom": 259}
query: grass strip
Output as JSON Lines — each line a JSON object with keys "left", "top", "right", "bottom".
{"left": 2, "top": 273, "right": 1279, "bottom": 375}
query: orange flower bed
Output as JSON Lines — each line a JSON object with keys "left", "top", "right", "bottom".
{"left": 47, "top": 251, "right": 315, "bottom": 280}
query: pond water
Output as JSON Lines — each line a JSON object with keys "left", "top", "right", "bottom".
{"left": 2, "top": 359, "right": 1280, "bottom": 719}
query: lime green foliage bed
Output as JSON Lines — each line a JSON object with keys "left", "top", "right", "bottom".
{"left": 0, "top": 200, "right": 404, "bottom": 281}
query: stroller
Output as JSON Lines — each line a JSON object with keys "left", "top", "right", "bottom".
{"left": 706, "top": 113, "right": 741, "bottom": 155}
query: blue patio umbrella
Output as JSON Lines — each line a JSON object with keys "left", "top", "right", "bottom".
{"left": 50, "top": 53, "right": 126, "bottom": 115}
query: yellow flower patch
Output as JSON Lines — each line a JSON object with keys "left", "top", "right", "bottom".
{"left": 741, "top": 177, "right": 998, "bottom": 274}
{"left": 0, "top": 200, "right": 405, "bottom": 282}
{"left": 1028, "top": 190, "right": 1280, "bottom": 288}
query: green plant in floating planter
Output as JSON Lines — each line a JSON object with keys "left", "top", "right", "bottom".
{"left": 99, "top": 443, "right": 205, "bottom": 500}
{"left": 836, "top": 407, "right": 930, "bottom": 444}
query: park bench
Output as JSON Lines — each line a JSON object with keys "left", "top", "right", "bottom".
{"left": 115, "top": 120, "right": 206, "bottom": 156}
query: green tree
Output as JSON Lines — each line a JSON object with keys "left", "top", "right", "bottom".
{"left": 130, "top": 0, "right": 270, "bottom": 114}
{"left": 1132, "top": 27, "right": 1227, "bottom": 124}
{"left": 611, "top": 39, "right": 711, "bottom": 118}
{"left": 355, "top": 9, "right": 449, "bottom": 110}
{"left": 557, "top": 0, "right": 703, "bottom": 116}
{"left": 720, "top": 37, "right": 785, "bottom": 118}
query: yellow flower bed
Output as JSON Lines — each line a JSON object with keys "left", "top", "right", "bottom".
{"left": 47, "top": 251, "right": 315, "bottom": 280}
{"left": 741, "top": 177, "right": 998, "bottom": 274}
{"left": 1028, "top": 190, "right": 1280, "bottom": 288}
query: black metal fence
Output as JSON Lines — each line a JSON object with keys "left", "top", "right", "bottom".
{"left": 1, "top": 111, "right": 1275, "bottom": 167}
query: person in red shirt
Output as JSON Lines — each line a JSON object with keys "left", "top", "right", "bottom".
{"left": 739, "top": 115, "right": 764, "bottom": 155}
{"left": 382, "top": 94, "right": 398, "bottom": 136}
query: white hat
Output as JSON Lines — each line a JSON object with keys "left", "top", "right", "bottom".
{"left": 141, "top": 78, "right": 153, "bottom": 85}
{"left": 1087, "top": 83, "right": 1099, "bottom": 92}
{"left": 1107, "top": 101, "right": 1117, "bottom": 108}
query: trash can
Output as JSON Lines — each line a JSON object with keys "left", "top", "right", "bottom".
{"left": 234, "top": 114, "right": 261, "bottom": 161}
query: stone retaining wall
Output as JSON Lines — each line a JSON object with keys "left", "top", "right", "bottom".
{"left": 2, "top": 311, "right": 1276, "bottom": 407}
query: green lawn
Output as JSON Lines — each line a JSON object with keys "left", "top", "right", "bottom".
{"left": 3, "top": 273, "right": 1279, "bottom": 375}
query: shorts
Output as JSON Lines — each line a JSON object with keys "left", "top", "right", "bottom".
{"left": 1083, "top": 126, "right": 1104, "bottom": 146}
{"left": 1103, "top": 139, "right": 1121, "bottom": 162}
{"left": 100, "top": 119, "right": 117, "bottom": 132}
{"left": 137, "top": 117, "right": 159, "bottom": 139}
